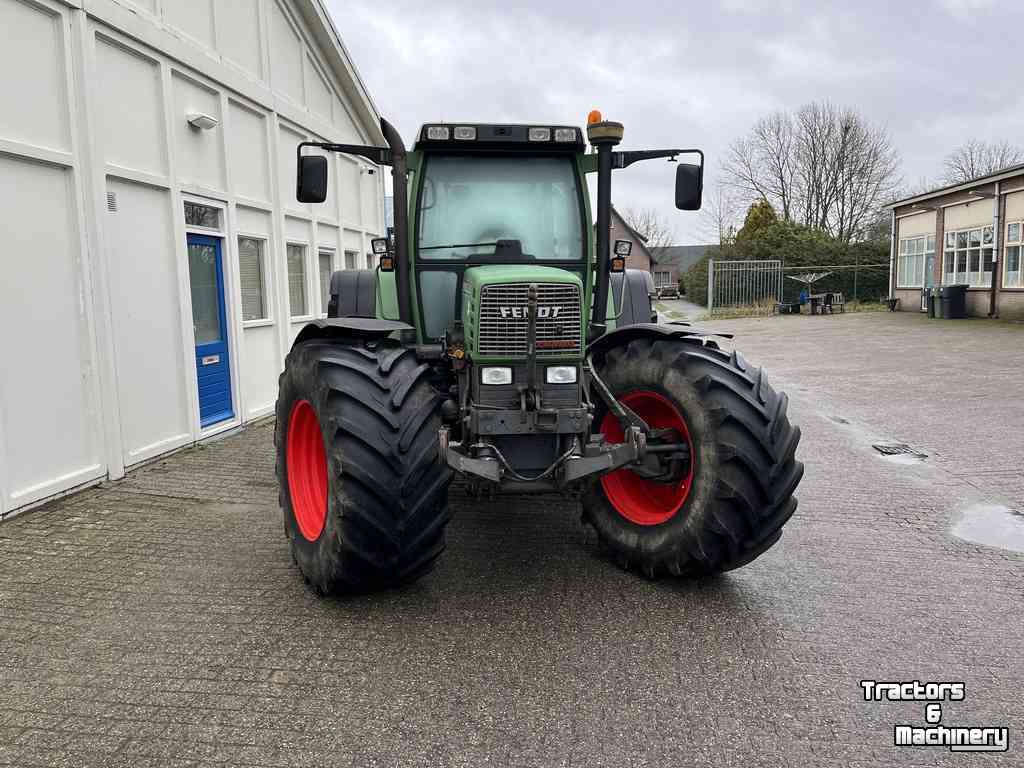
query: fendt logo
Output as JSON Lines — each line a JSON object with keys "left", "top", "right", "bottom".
{"left": 498, "top": 306, "right": 563, "bottom": 319}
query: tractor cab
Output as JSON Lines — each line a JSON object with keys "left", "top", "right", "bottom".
{"left": 409, "top": 124, "right": 589, "bottom": 342}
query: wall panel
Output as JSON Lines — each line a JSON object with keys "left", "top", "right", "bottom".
{"left": 279, "top": 123, "right": 308, "bottom": 214}
{"left": 944, "top": 201, "right": 991, "bottom": 231}
{"left": 1005, "top": 191, "right": 1024, "bottom": 221}
{"left": 95, "top": 36, "right": 167, "bottom": 175}
{"left": 163, "top": 0, "right": 215, "bottom": 48}
{"left": 339, "top": 156, "right": 359, "bottom": 223}
{"left": 240, "top": 326, "right": 279, "bottom": 418}
{"left": 103, "top": 178, "right": 191, "bottom": 465}
{"left": 228, "top": 100, "right": 270, "bottom": 202}
{"left": 0, "top": 156, "right": 102, "bottom": 505}
{"left": 897, "top": 211, "right": 935, "bottom": 239}
{"left": 305, "top": 55, "right": 332, "bottom": 122}
{"left": 216, "top": 0, "right": 263, "bottom": 79}
{"left": 0, "top": 0, "right": 70, "bottom": 152}
{"left": 171, "top": 71, "right": 226, "bottom": 191}
{"left": 269, "top": 1, "right": 304, "bottom": 105}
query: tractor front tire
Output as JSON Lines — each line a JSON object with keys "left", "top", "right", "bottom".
{"left": 581, "top": 336, "right": 803, "bottom": 577}
{"left": 275, "top": 338, "right": 451, "bottom": 594}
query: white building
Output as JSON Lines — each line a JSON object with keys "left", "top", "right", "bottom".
{"left": 0, "top": 0, "right": 387, "bottom": 518}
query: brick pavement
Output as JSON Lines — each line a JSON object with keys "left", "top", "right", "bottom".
{"left": 0, "top": 311, "right": 1021, "bottom": 767}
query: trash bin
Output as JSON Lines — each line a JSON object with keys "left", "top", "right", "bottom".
{"left": 938, "top": 284, "right": 969, "bottom": 319}
{"left": 923, "top": 287, "right": 936, "bottom": 318}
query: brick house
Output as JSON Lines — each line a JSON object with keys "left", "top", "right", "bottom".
{"left": 598, "top": 206, "right": 652, "bottom": 271}
{"left": 889, "top": 164, "right": 1024, "bottom": 319}
{"left": 649, "top": 245, "right": 711, "bottom": 290}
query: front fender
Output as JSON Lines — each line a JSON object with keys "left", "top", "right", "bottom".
{"left": 292, "top": 318, "right": 413, "bottom": 348}
{"left": 586, "top": 323, "right": 733, "bottom": 361}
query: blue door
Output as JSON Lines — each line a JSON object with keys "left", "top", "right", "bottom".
{"left": 187, "top": 234, "right": 234, "bottom": 427}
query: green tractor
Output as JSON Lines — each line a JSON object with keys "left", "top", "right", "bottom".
{"left": 276, "top": 113, "right": 803, "bottom": 594}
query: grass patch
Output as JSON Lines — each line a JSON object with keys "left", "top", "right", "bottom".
{"left": 697, "top": 299, "right": 777, "bottom": 321}
{"left": 696, "top": 298, "right": 888, "bottom": 321}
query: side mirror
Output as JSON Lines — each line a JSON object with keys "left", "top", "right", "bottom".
{"left": 297, "top": 155, "right": 328, "bottom": 203}
{"left": 675, "top": 162, "right": 703, "bottom": 211}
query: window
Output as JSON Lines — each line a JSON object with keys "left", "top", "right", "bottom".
{"left": 287, "top": 244, "right": 307, "bottom": 317}
{"left": 897, "top": 234, "right": 934, "bottom": 288}
{"left": 1006, "top": 221, "right": 1022, "bottom": 288}
{"left": 238, "top": 237, "right": 267, "bottom": 321}
{"left": 417, "top": 155, "right": 584, "bottom": 260}
{"left": 184, "top": 201, "right": 221, "bottom": 229}
{"left": 344, "top": 250, "right": 357, "bottom": 270}
{"left": 366, "top": 252, "right": 376, "bottom": 270}
{"left": 654, "top": 270, "right": 671, "bottom": 287}
{"left": 318, "top": 251, "right": 333, "bottom": 314}
{"left": 943, "top": 226, "right": 993, "bottom": 287}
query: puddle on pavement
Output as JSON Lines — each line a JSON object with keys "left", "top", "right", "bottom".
{"left": 951, "top": 504, "right": 1024, "bottom": 554}
{"left": 880, "top": 452, "right": 928, "bottom": 466}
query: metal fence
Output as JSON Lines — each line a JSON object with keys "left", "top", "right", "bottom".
{"left": 707, "top": 259, "right": 783, "bottom": 310}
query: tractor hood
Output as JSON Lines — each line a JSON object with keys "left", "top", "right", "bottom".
{"left": 462, "top": 265, "right": 585, "bottom": 362}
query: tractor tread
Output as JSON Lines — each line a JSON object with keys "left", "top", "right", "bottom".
{"left": 275, "top": 339, "right": 451, "bottom": 594}
{"left": 582, "top": 335, "right": 802, "bottom": 578}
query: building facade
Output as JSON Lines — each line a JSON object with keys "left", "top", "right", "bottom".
{"left": 604, "top": 206, "right": 652, "bottom": 272}
{"left": 650, "top": 245, "right": 710, "bottom": 290}
{"left": 889, "top": 165, "right": 1024, "bottom": 319}
{"left": 0, "top": 0, "right": 386, "bottom": 518}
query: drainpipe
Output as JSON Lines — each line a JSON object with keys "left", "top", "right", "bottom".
{"left": 990, "top": 181, "right": 1000, "bottom": 318}
{"left": 888, "top": 209, "right": 897, "bottom": 300}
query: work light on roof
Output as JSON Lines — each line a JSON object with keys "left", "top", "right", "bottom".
{"left": 554, "top": 128, "right": 577, "bottom": 143}
{"left": 528, "top": 127, "right": 552, "bottom": 142}
{"left": 426, "top": 125, "right": 450, "bottom": 141}
{"left": 453, "top": 126, "right": 476, "bottom": 140}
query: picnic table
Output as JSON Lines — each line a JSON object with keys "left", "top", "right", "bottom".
{"left": 807, "top": 292, "right": 845, "bottom": 314}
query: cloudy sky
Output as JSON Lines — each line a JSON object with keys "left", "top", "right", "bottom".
{"left": 327, "top": 0, "right": 1024, "bottom": 244}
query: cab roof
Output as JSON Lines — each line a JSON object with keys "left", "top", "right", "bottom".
{"left": 414, "top": 123, "right": 585, "bottom": 152}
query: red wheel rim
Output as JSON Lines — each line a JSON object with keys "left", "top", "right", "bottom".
{"left": 599, "top": 391, "right": 694, "bottom": 526}
{"left": 286, "top": 399, "right": 328, "bottom": 541}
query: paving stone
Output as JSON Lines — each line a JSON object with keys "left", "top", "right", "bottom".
{"left": 0, "top": 312, "right": 1021, "bottom": 766}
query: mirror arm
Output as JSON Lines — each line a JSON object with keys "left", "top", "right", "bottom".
{"left": 296, "top": 141, "right": 393, "bottom": 167}
{"left": 612, "top": 148, "right": 704, "bottom": 169}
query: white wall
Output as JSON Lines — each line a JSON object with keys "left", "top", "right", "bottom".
{"left": 104, "top": 179, "right": 192, "bottom": 465}
{"left": 0, "top": 0, "right": 386, "bottom": 517}
{"left": 0, "top": 156, "right": 105, "bottom": 510}
{"left": 897, "top": 210, "right": 935, "bottom": 238}
{"left": 944, "top": 201, "right": 992, "bottom": 232}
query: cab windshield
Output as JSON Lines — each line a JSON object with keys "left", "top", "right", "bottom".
{"left": 417, "top": 155, "right": 584, "bottom": 260}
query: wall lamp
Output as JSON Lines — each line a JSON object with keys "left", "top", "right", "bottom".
{"left": 187, "top": 112, "right": 219, "bottom": 131}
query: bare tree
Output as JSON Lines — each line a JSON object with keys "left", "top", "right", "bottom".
{"left": 942, "top": 139, "right": 1024, "bottom": 184}
{"left": 722, "top": 111, "right": 797, "bottom": 221}
{"left": 700, "top": 182, "right": 744, "bottom": 245}
{"left": 722, "top": 101, "right": 901, "bottom": 242}
{"left": 621, "top": 207, "right": 675, "bottom": 251}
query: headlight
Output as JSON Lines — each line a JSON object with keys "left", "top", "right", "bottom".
{"left": 545, "top": 366, "right": 577, "bottom": 384}
{"left": 481, "top": 367, "right": 512, "bottom": 386}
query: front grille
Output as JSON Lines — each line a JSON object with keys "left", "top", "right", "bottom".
{"left": 478, "top": 283, "right": 582, "bottom": 357}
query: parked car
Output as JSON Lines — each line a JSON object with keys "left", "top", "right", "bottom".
{"left": 657, "top": 283, "right": 680, "bottom": 299}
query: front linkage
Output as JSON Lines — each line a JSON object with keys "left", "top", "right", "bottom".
{"left": 440, "top": 329, "right": 695, "bottom": 491}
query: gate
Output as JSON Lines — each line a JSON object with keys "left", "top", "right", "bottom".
{"left": 707, "top": 259, "right": 783, "bottom": 310}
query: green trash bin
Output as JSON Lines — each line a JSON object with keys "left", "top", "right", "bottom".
{"left": 934, "top": 287, "right": 945, "bottom": 318}
{"left": 938, "top": 284, "right": 968, "bottom": 319}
